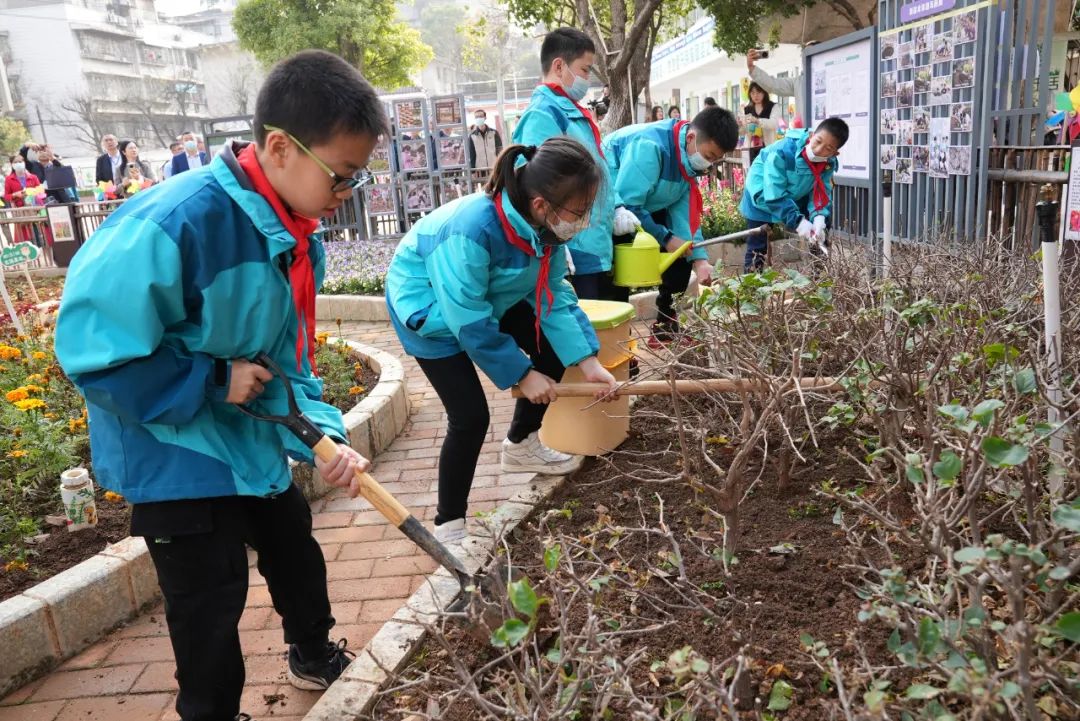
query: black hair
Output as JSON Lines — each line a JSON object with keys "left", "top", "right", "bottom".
{"left": 650, "top": 105, "right": 664, "bottom": 121}
{"left": 254, "top": 49, "right": 389, "bottom": 147}
{"left": 747, "top": 83, "right": 771, "bottom": 103}
{"left": 540, "top": 27, "right": 595, "bottom": 74}
{"left": 486, "top": 137, "right": 601, "bottom": 220}
{"left": 690, "top": 106, "right": 740, "bottom": 152}
{"left": 118, "top": 140, "right": 137, "bottom": 157}
{"left": 815, "top": 117, "right": 850, "bottom": 147}
{"left": 475, "top": 109, "right": 487, "bottom": 117}
{"left": 703, "top": 97, "right": 717, "bottom": 106}
{"left": 9, "top": 154, "right": 22, "bottom": 164}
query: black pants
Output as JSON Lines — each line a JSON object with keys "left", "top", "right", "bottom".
{"left": 416, "top": 301, "right": 565, "bottom": 524}
{"left": 139, "top": 485, "right": 333, "bottom": 721}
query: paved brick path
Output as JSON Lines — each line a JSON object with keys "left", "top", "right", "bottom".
{"left": 0, "top": 321, "right": 540, "bottom": 721}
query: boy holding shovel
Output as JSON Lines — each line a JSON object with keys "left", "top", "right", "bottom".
{"left": 56, "top": 50, "right": 385, "bottom": 721}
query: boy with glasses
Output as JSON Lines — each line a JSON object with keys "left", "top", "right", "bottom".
{"left": 56, "top": 50, "right": 386, "bottom": 721}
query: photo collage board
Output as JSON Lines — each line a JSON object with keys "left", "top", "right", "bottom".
{"left": 878, "top": 6, "right": 979, "bottom": 183}
{"left": 364, "top": 94, "right": 472, "bottom": 223}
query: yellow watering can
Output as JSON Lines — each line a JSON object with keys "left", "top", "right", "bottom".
{"left": 612, "top": 226, "right": 769, "bottom": 288}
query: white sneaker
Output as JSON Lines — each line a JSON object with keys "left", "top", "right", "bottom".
{"left": 500, "top": 432, "right": 582, "bottom": 475}
{"left": 434, "top": 517, "right": 467, "bottom": 545}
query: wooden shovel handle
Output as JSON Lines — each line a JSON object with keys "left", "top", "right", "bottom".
{"left": 511, "top": 377, "right": 849, "bottom": 398}
{"left": 312, "top": 436, "right": 409, "bottom": 525}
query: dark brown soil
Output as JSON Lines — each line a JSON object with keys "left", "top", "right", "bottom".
{"left": 368, "top": 396, "right": 911, "bottom": 719}
{"left": 0, "top": 487, "right": 131, "bottom": 602}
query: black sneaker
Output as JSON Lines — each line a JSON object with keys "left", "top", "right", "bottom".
{"left": 287, "top": 639, "right": 355, "bottom": 691}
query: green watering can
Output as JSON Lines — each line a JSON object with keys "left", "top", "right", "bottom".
{"left": 612, "top": 226, "right": 769, "bottom": 288}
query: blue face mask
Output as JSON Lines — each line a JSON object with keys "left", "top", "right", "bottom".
{"left": 562, "top": 67, "right": 590, "bottom": 102}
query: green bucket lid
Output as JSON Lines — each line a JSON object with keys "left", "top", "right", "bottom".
{"left": 578, "top": 299, "right": 635, "bottom": 330}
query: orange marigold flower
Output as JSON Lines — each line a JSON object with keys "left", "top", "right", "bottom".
{"left": 103, "top": 491, "right": 124, "bottom": 503}
{"left": 315, "top": 332, "right": 330, "bottom": 346}
{"left": 68, "top": 418, "right": 87, "bottom": 433}
{"left": 6, "top": 450, "right": 28, "bottom": 458}
{"left": 43, "top": 412, "right": 57, "bottom": 419}
{"left": 5, "top": 388, "right": 28, "bottom": 403}
{"left": 0, "top": 345, "right": 21, "bottom": 361}
{"left": 26, "top": 374, "right": 44, "bottom": 383}
{"left": 3, "top": 560, "right": 28, "bottom": 573}
{"left": 347, "top": 386, "right": 366, "bottom": 396}
{"left": 23, "top": 384, "right": 44, "bottom": 394}
{"left": 14, "top": 398, "right": 46, "bottom": 412}
{"left": 31, "top": 351, "right": 47, "bottom": 360}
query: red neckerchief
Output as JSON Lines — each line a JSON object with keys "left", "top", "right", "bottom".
{"left": 494, "top": 192, "right": 552, "bottom": 351}
{"left": 672, "top": 120, "right": 702, "bottom": 237}
{"left": 236, "top": 144, "right": 320, "bottom": 373}
{"left": 802, "top": 147, "right": 830, "bottom": 212}
{"left": 543, "top": 83, "right": 605, "bottom": 158}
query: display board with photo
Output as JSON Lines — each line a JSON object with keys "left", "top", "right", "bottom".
{"left": 913, "top": 146, "right": 930, "bottom": 173}
{"left": 882, "top": 71, "right": 897, "bottom": 97}
{"left": 437, "top": 137, "right": 467, "bottom": 169}
{"left": 881, "top": 108, "right": 898, "bottom": 135}
{"left": 897, "top": 81, "right": 914, "bottom": 108}
{"left": 913, "top": 25, "right": 930, "bottom": 54}
{"left": 930, "top": 75, "right": 952, "bottom": 105}
{"left": 880, "top": 145, "right": 897, "bottom": 170}
{"left": 439, "top": 177, "right": 469, "bottom": 203}
{"left": 895, "top": 157, "right": 913, "bottom": 184}
{"left": 899, "top": 42, "right": 914, "bottom": 69}
{"left": 404, "top": 181, "right": 435, "bottom": 212}
{"left": 433, "top": 97, "right": 464, "bottom": 127}
{"left": 881, "top": 34, "right": 897, "bottom": 62}
{"left": 395, "top": 99, "right": 424, "bottom": 131}
{"left": 914, "top": 66, "right": 931, "bottom": 94}
{"left": 929, "top": 117, "right": 950, "bottom": 178}
{"left": 948, "top": 146, "right": 972, "bottom": 175}
{"left": 364, "top": 184, "right": 397, "bottom": 215}
{"left": 368, "top": 139, "right": 392, "bottom": 174}
{"left": 952, "top": 57, "right": 975, "bottom": 89}
{"left": 933, "top": 34, "right": 953, "bottom": 63}
{"left": 899, "top": 120, "right": 914, "bottom": 146}
{"left": 950, "top": 102, "right": 973, "bottom": 133}
{"left": 953, "top": 10, "right": 977, "bottom": 44}
{"left": 398, "top": 140, "right": 429, "bottom": 172}
{"left": 913, "top": 107, "right": 930, "bottom": 134}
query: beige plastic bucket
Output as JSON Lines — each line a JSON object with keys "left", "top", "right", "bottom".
{"left": 539, "top": 300, "right": 635, "bottom": 456}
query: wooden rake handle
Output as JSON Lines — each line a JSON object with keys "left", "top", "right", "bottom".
{"left": 511, "top": 377, "right": 851, "bottom": 398}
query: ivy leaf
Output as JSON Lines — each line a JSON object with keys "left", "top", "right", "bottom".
{"left": 904, "top": 684, "right": 942, "bottom": 700}
{"left": 1052, "top": 503, "right": 1080, "bottom": 533}
{"left": 981, "top": 437, "right": 1029, "bottom": 468}
{"left": 932, "top": 451, "right": 962, "bottom": 481}
{"left": 767, "top": 679, "right": 794, "bottom": 711}
{"left": 508, "top": 578, "right": 540, "bottom": 618}
{"left": 543, "top": 544, "right": 561, "bottom": 573}
{"left": 954, "top": 546, "right": 985, "bottom": 564}
{"left": 905, "top": 453, "right": 925, "bottom": 484}
{"left": 1054, "top": 612, "right": 1080, "bottom": 643}
{"left": 937, "top": 403, "right": 969, "bottom": 423}
{"left": 1011, "top": 368, "right": 1036, "bottom": 394}
{"left": 490, "top": 618, "right": 530, "bottom": 648}
{"left": 971, "top": 399, "right": 1005, "bottom": 428}
{"left": 918, "top": 617, "right": 941, "bottom": 657}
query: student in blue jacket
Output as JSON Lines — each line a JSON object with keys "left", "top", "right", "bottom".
{"left": 55, "top": 51, "right": 384, "bottom": 721}
{"left": 603, "top": 106, "right": 740, "bottom": 345}
{"left": 739, "top": 117, "right": 849, "bottom": 271}
{"left": 512, "top": 27, "right": 639, "bottom": 301}
{"left": 386, "top": 137, "right": 618, "bottom": 547}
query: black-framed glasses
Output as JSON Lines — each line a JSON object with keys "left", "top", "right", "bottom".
{"left": 263, "top": 124, "right": 373, "bottom": 192}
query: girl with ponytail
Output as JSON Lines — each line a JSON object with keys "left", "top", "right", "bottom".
{"left": 386, "top": 136, "right": 618, "bottom": 548}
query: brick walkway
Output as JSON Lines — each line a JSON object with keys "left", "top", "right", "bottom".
{"left": 0, "top": 321, "right": 539, "bottom": 721}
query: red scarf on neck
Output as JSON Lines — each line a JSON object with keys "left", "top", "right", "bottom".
{"left": 543, "top": 83, "right": 604, "bottom": 158}
{"left": 494, "top": 193, "right": 552, "bottom": 351}
{"left": 236, "top": 144, "right": 320, "bottom": 373}
{"left": 672, "top": 120, "right": 702, "bottom": 237}
{"left": 801, "top": 148, "right": 830, "bottom": 212}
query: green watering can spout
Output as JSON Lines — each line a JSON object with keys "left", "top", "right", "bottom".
{"left": 658, "top": 240, "right": 693, "bottom": 274}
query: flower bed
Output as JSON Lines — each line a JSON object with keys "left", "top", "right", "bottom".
{"left": 321, "top": 239, "right": 395, "bottom": 296}
{"left": 0, "top": 308, "right": 377, "bottom": 599}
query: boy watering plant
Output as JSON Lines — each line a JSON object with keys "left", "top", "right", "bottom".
{"left": 738, "top": 117, "right": 849, "bottom": 272}
{"left": 55, "top": 50, "right": 386, "bottom": 721}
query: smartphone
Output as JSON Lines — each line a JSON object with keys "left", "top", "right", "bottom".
{"left": 754, "top": 49, "right": 770, "bottom": 59}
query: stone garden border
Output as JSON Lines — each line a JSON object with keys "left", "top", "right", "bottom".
{"left": 0, "top": 340, "right": 410, "bottom": 698}
{"left": 304, "top": 472, "right": 569, "bottom": 721}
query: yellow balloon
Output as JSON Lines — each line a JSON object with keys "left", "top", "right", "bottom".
{"left": 1070, "top": 85, "right": 1080, "bottom": 112}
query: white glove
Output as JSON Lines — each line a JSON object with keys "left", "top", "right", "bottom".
{"left": 564, "top": 246, "right": 576, "bottom": 276}
{"left": 796, "top": 217, "right": 813, "bottom": 239}
{"left": 612, "top": 207, "right": 640, "bottom": 236}
{"left": 812, "top": 215, "right": 826, "bottom": 237}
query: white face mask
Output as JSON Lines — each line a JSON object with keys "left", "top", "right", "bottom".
{"left": 689, "top": 152, "right": 711, "bottom": 173}
{"left": 805, "top": 149, "right": 829, "bottom": 163}
{"left": 547, "top": 209, "right": 591, "bottom": 241}
{"left": 12, "top": 162, "right": 25, "bottom": 173}
{"left": 475, "top": 117, "right": 486, "bottom": 128}
{"left": 184, "top": 140, "right": 198, "bottom": 152}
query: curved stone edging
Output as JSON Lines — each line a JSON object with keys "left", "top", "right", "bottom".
{"left": 0, "top": 339, "right": 411, "bottom": 699}
{"left": 316, "top": 294, "right": 390, "bottom": 323}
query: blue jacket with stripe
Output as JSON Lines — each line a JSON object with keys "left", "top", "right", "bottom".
{"left": 738, "top": 129, "right": 837, "bottom": 228}
{"left": 385, "top": 191, "right": 599, "bottom": 390}
{"left": 55, "top": 142, "right": 346, "bottom": 504}
{"left": 601, "top": 120, "right": 709, "bottom": 262}
{"left": 512, "top": 85, "right": 618, "bottom": 274}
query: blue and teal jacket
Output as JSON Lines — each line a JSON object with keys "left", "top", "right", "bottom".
{"left": 55, "top": 142, "right": 346, "bottom": 505}
{"left": 385, "top": 191, "right": 599, "bottom": 389}
{"left": 512, "top": 85, "right": 618, "bottom": 274}
{"left": 739, "top": 129, "right": 838, "bottom": 228}
{"left": 601, "top": 120, "right": 708, "bottom": 262}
